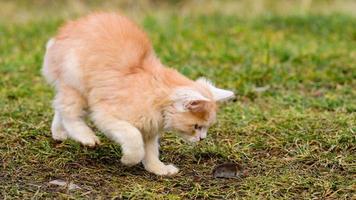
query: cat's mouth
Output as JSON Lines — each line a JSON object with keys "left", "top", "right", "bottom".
{"left": 182, "top": 135, "right": 201, "bottom": 142}
{"left": 181, "top": 131, "right": 207, "bottom": 142}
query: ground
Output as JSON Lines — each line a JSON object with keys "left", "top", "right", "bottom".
{"left": 0, "top": 1, "right": 355, "bottom": 199}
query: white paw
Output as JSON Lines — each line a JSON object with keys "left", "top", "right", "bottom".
{"left": 161, "top": 164, "right": 179, "bottom": 176}
{"left": 121, "top": 148, "right": 145, "bottom": 166}
{"left": 52, "top": 129, "right": 68, "bottom": 141}
{"left": 77, "top": 134, "right": 100, "bottom": 147}
{"left": 144, "top": 163, "right": 179, "bottom": 176}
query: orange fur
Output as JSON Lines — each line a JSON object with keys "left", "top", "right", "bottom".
{"left": 42, "top": 12, "right": 233, "bottom": 175}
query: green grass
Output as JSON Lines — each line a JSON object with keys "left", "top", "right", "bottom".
{"left": 1, "top": 1, "right": 355, "bottom": 199}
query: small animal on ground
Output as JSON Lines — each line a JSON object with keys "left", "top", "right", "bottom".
{"left": 213, "top": 163, "right": 248, "bottom": 179}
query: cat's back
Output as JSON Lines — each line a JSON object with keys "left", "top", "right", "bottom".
{"left": 57, "top": 12, "right": 152, "bottom": 67}
{"left": 57, "top": 12, "right": 150, "bottom": 47}
{"left": 43, "top": 12, "right": 155, "bottom": 92}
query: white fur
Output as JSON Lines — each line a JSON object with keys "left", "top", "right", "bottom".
{"left": 62, "top": 50, "right": 85, "bottom": 93}
{"left": 42, "top": 39, "right": 84, "bottom": 92}
{"left": 186, "top": 135, "right": 201, "bottom": 142}
{"left": 171, "top": 87, "right": 210, "bottom": 112}
{"left": 63, "top": 119, "right": 100, "bottom": 147}
{"left": 91, "top": 111, "right": 145, "bottom": 166}
{"left": 42, "top": 39, "right": 56, "bottom": 84}
{"left": 53, "top": 87, "right": 100, "bottom": 147}
{"left": 197, "top": 127, "right": 208, "bottom": 139}
{"left": 51, "top": 111, "right": 68, "bottom": 141}
{"left": 142, "top": 136, "right": 179, "bottom": 175}
{"left": 46, "top": 38, "right": 55, "bottom": 49}
{"left": 196, "top": 77, "right": 234, "bottom": 101}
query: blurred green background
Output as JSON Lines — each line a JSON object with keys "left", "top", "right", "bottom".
{"left": 1, "top": 0, "right": 356, "bottom": 23}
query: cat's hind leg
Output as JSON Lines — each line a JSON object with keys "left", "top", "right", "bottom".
{"left": 54, "top": 85, "right": 100, "bottom": 147}
{"left": 51, "top": 110, "right": 68, "bottom": 141}
{"left": 91, "top": 110, "right": 144, "bottom": 166}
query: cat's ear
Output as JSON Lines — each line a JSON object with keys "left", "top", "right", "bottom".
{"left": 196, "top": 77, "right": 234, "bottom": 102}
{"left": 171, "top": 88, "right": 210, "bottom": 112}
{"left": 185, "top": 100, "right": 209, "bottom": 112}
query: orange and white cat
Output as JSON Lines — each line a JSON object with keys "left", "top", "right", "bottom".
{"left": 42, "top": 12, "right": 234, "bottom": 176}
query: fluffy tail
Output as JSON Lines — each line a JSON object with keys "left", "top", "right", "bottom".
{"left": 42, "top": 38, "right": 56, "bottom": 85}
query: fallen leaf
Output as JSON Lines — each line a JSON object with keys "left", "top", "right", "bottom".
{"left": 253, "top": 86, "right": 270, "bottom": 93}
{"left": 49, "top": 179, "right": 81, "bottom": 190}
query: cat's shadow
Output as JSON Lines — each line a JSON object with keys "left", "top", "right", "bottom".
{"left": 51, "top": 139, "right": 150, "bottom": 177}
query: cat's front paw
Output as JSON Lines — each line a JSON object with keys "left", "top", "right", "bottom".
{"left": 52, "top": 129, "right": 68, "bottom": 141}
{"left": 78, "top": 134, "right": 101, "bottom": 147}
{"left": 144, "top": 163, "right": 179, "bottom": 176}
{"left": 161, "top": 164, "right": 179, "bottom": 176}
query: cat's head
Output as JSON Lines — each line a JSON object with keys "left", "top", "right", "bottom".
{"left": 164, "top": 78, "right": 234, "bottom": 142}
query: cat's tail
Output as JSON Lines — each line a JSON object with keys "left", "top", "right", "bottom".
{"left": 46, "top": 38, "right": 55, "bottom": 49}
{"left": 41, "top": 38, "right": 57, "bottom": 85}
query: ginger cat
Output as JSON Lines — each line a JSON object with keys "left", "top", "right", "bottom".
{"left": 42, "top": 12, "right": 234, "bottom": 176}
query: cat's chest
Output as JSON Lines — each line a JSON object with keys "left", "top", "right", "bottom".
{"left": 134, "top": 110, "right": 164, "bottom": 136}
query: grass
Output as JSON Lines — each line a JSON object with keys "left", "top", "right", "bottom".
{"left": 1, "top": 1, "right": 355, "bottom": 199}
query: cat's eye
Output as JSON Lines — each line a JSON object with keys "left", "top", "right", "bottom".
{"left": 194, "top": 124, "right": 202, "bottom": 130}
